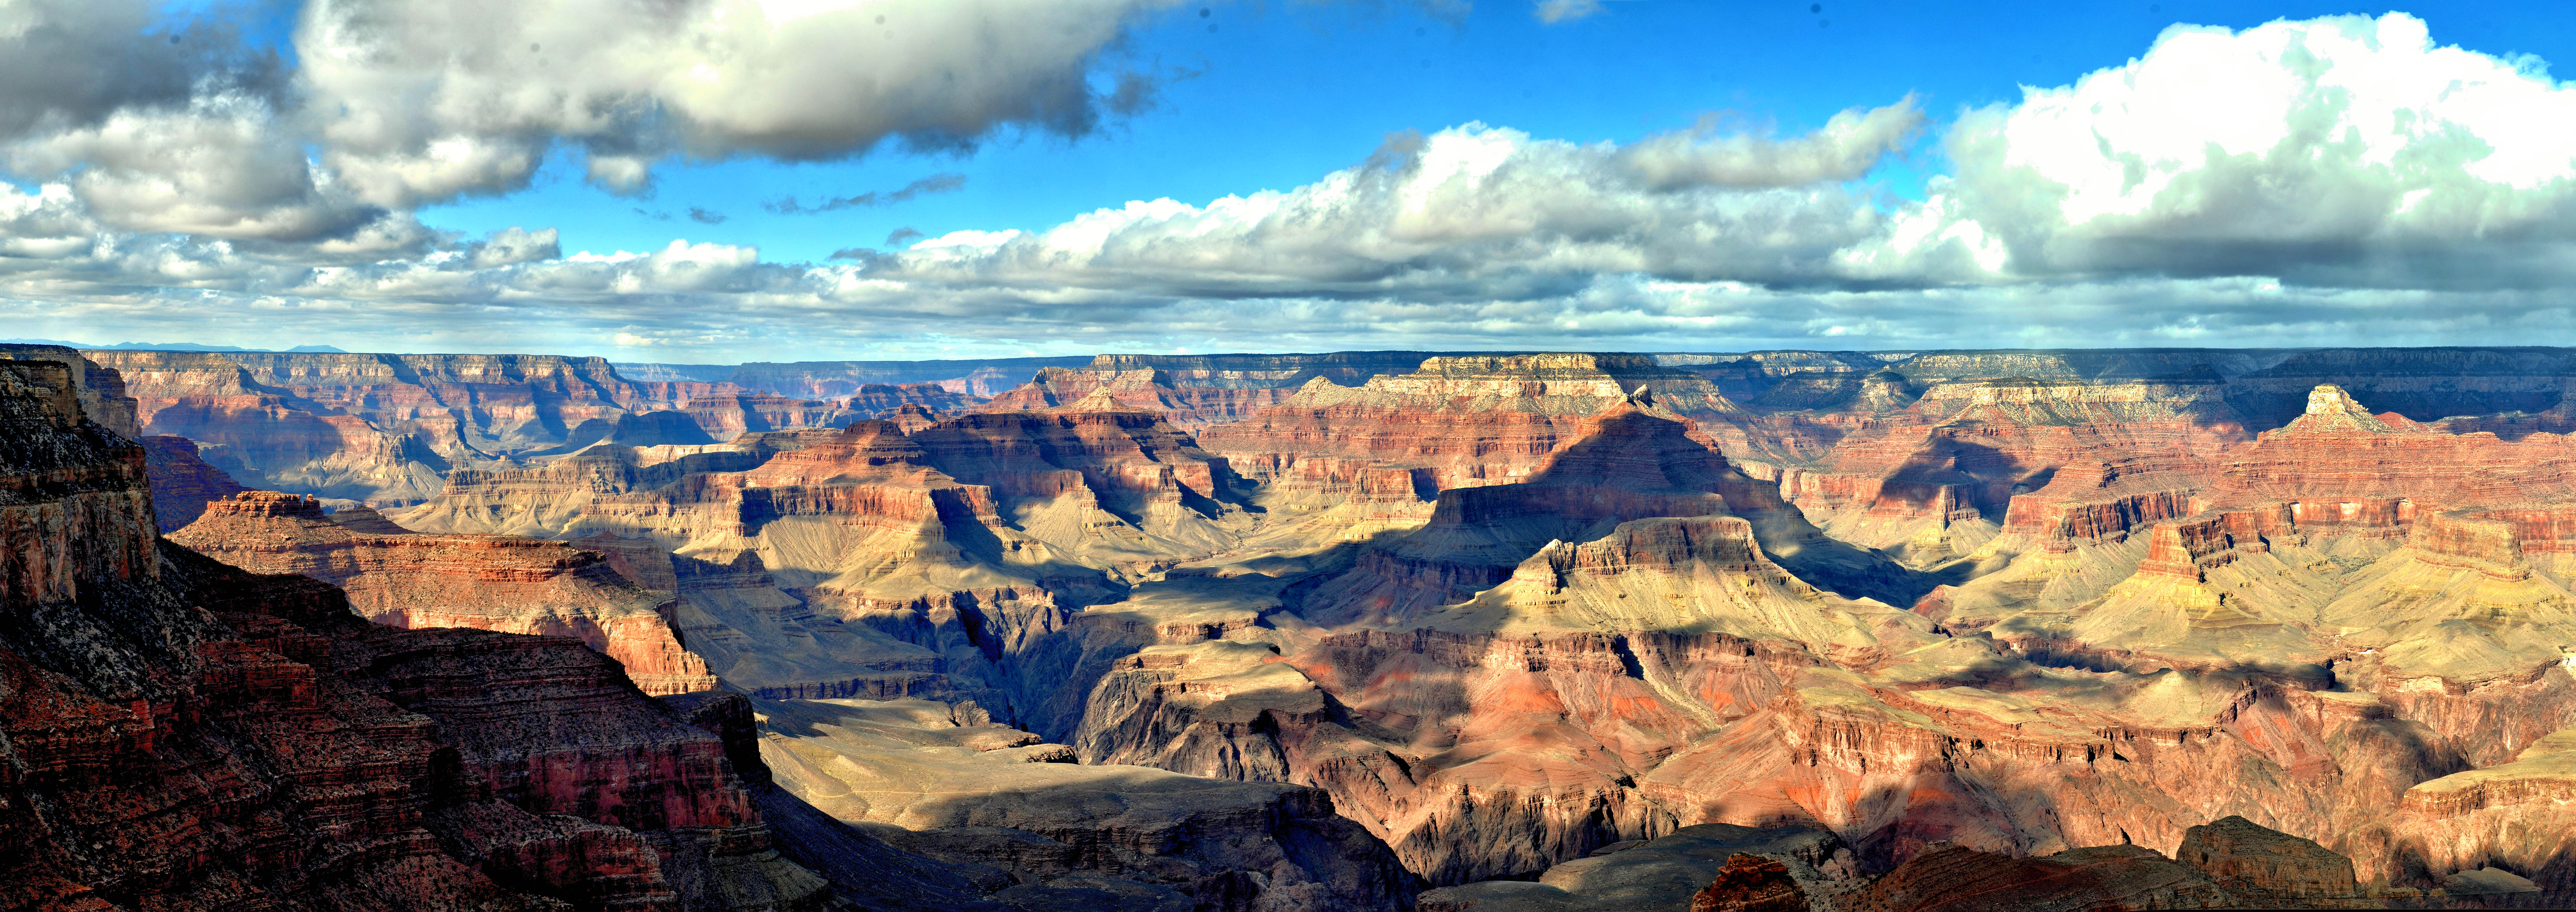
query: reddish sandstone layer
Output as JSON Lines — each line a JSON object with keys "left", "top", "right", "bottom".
{"left": 981, "top": 366, "right": 1297, "bottom": 424}
{"left": 171, "top": 491, "right": 716, "bottom": 696}
{"left": 86, "top": 351, "right": 872, "bottom": 505}
{"left": 681, "top": 391, "right": 861, "bottom": 439}
{"left": 388, "top": 405, "right": 1247, "bottom": 714}
{"left": 0, "top": 359, "right": 825, "bottom": 911}
{"left": 0, "top": 344, "right": 142, "bottom": 438}
{"left": 140, "top": 434, "right": 249, "bottom": 532}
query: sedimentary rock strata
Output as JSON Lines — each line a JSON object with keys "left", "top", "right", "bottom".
{"left": 76, "top": 344, "right": 2576, "bottom": 908}
{"left": 170, "top": 490, "right": 717, "bottom": 696}
{"left": 139, "top": 434, "right": 248, "bottom": 531}
{"left": 1200, "top": 354, "right": 1763, "bottom": 514}
{"left": 753, "top": 696, "right": 1416, "bottom": 910}
{"left": 86, "top": 350, "right": 884, "bottom": 505}
{"left": 0, "top": 356, "right": 828, "bottom": 910}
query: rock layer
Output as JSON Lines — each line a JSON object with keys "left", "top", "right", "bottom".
{"left": 0, "top": 356, "right": 826, "bottom": 911}
{"left": 170, "top": 490, "right": 717, "bottom": 696}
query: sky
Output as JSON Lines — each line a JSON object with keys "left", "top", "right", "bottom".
{"left": 4, "top": 1, "right": 2576, "bottom": 362}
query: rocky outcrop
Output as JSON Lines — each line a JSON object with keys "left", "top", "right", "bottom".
{"left": 755, "top": 696, "right": 1417, "bottom": 910}
{"left": 0, "top": 356, "right": 828, "bottom": 910}
{"left": 1201, "top": 356, "right": 1759, "bottom": 515}
{"left": 140, "top": 433, "right": 249, "bottom": 532}
{"left": 1843, "top": 843, "right": 2240, "bottom": 911}
{"left": 681, "top": 392, "right": 861, "bottom": 439}
{"left": 2384, "top": 727, "right": 2576, "bottom": 892}
{"left": 1686, "top": 855, "right": 1806, "bottom": 912}
{"left": 2267, "top": 384, "right": 2423, "bottom": 435}
{"left": 2217, "top": 346, "right": 2576, "bottom": 428}
{"left": 0, "top": 343, "right": 142, "bottom": 438}
{"left": 525, "top": 408, "right": 722, "bottom": 458}
{"left": 1411, "top": 824, "right": 1850, "bottom": 912}
{"left": 839, "top": 382, "right": 979, "bottom": 414}
{"left": 170, "top": 490, "right": 716, "bottom": 696}
{"left": 2173, "top": 814, "right": 2363, "bottom": 903}
{"left": 982, "top": 365, "right": 1300, "bottom": 424}
{"left": 979, "top": 352, "right": 1506, "bottom": 424}
{"left": 386, "top": 405, "right": 1251, "bottom": 724}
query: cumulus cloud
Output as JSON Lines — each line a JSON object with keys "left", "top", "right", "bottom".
{"left": 297, "top": 0, "right": 1187, "bottom": 207}
{"left": 1616, "top": 98, "right": 1924, "bottom": 190}
{"left": 467, "top": 226, "right": 561, "bottom": 267}
{"left": 862, "top": 111, "right": 1911, "bottom": 299}
{"left": 15, "top": 9, "right": 2576, "bottom": 360}
{"left": 1851, "top": 13, "right": 2576, "bottom": 289}
{"left": 8, "top": 100, "right": 401, "bottom": 244}
{"left": 0, "top": 0, "right": 1190, "bottom": 244}
{"left": 0, "top": 0, "right": 273, "bottom": 140}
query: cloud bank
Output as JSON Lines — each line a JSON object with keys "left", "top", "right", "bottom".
{"left": 6, "top": 10, "right": 2576, "bottom": 360}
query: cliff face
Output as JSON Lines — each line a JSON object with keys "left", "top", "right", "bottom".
{"left": 388, "top": 404, "right": 1253, "bottom": 721}
{"left": 976, "top": 352, "right": 1536, "bottom": 426}
{"left": 139, "top": 434, "right": 249, "bottom": 532}
{"left": 168, "top": 491, "right": 717, "bottom": 696}
{"left": 87, "top": 351, "right": 862, "bottom": 505}
{"left": 0, "top": 344, "right": 143, "bottom": 439}
{"left": 1198, "top": 355, "right": 1768, "bottom": 518}
{"left": 754, "top": 696, "right": 1417, "bottom": 910}
{"left": 981, "top": 366, "right": 1298, "bottom": 424}
{"left": 0, "top": 357, "right": 829, "bottom": 911}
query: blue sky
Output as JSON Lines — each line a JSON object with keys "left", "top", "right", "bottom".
{"left": 421, "top": 1, "right": 2576, "bottom": 265}
{"left": 6, "top": 1, "right": 2576, "bottom": 360}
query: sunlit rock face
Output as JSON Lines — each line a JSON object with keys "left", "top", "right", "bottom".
{"left": 0, "top": 356, "right": 828, "bottom": 910}
{"left": 170, "top": 490, "right": 717, "bottom": 696}
{"left": 980, "top": 351, "right": 1500, "bottom": 425}
{"left": 90, "top": 346, "right": 2576, "bottom": 906}
{"left": 80, "top": 350, "right": 904, "bottom": 506}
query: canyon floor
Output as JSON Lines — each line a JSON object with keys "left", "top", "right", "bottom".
{"left": 7, "top": 344, "right": 2576, "bottom": 910}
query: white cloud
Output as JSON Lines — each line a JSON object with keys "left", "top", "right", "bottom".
{"left": 1616, "top": 98, "right": 1925, "bottom": 190}
{"left": 296, "top": 0, "right": 1189, "bottom": 207}
{"left": 0, "top": 0, "right": 1194, "bottom": 241}
{"left": 11, "top": 10, "right": 2576, "bottom": 360}
{"left": 867, "top": 110, "right": 1910, "bottom": 298}
{"left": 1865, "top": 13, "right": 2576, "bottom": 288}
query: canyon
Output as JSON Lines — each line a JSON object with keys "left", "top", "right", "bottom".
{"left": 17, "top": 344, "right": 2576, "bottom": 909}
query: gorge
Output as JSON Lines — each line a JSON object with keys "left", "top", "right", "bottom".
{"left": 8, "top": 343, "right": 2576, "bottom": 910}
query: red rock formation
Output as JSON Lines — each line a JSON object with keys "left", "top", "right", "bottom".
{"left": 1844, "top": 843, "right": 2239, "bottom": 911}
{"left": 86, "top": 350, "right": 863, "bottom": 505}
{"left": 140, "top": 434, "right": 249, "bottom": 532}
{"left": 1199, "top": 355, "right": 1761, "bottom": 518}
{"left": 0, "top": 343, "right": 142, "bottom": 438}
{"left": 171, "top": 491, "right": 716, "bottom": 696}
{"left": 1687, "top": 854, "right": 1807, "bottom": 912}
{"left": 681, "top": 391, "right": 860, "bottom": 439}
{"left": 978, "top": 351, "right": 1486, "bottom": 425}
{"left": 152, "top": 349, "right": 2576, "bottom": 901}
{"left": 2173, "top": 814, "right": 2363, "bottom": 903}
{"left": 838, "top": 382, "right": 979, "bottom": 414}
{"left": 0, "top": 357, "right": 827, "bottom": 911}
{"left": 981, "top": 365, "right": 1297, "bottom": 424}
